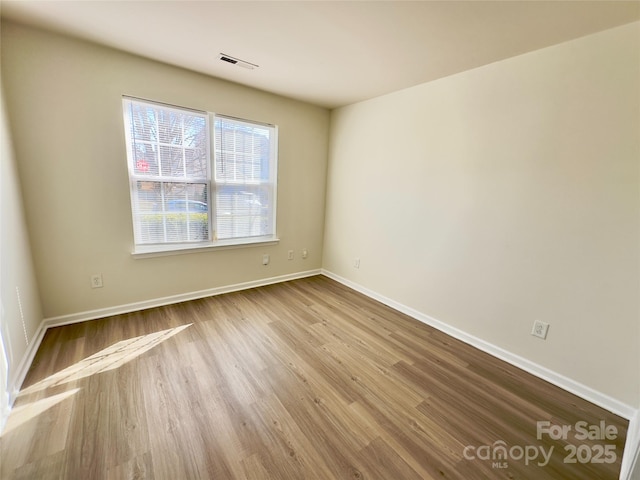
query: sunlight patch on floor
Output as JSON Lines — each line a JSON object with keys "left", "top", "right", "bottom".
{"left": 1, "top": 388, "right": 79, "bottom": 436}
{"left": 20, "top": 324, "right": 192, "bottom": 396}
{"left": 2, "top": 324, "right": 192, "bottom": 437}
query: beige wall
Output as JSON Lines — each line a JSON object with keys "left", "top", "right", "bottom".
{"left": 0, "top": 81, "right": 43, "bottom": 417}
{"left": 2, "top": 18, "right": 638, "bottom": 410}
{"left": 1, "top": 21, "right": 329, "bottom": 319}
{"left": 324, "top": 23, "right": 640, "bottom": 407}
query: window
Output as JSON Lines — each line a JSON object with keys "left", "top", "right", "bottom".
{"left": 122, "top": 97, "right": 278, "bottom": 254}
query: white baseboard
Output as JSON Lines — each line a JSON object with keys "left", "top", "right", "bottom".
{"left": 621, "top": 409, "right": 640, "bottom": 480}
{"left": 9, "top": 321, "right": 46, "bottom": 405}
{"left": 44, "top": 269, "right": 322, "bottom": 329}
{"left": 321, "top": 269, "right": 636, "bottom": 421}
{"left": 8, "top": 269, "right": 321, "bottom": 409}
{"left": 0, "top": 320, "right": 47, "bottom": 434}
{"left": 6, "top": 266, "right": 637, "bottom": 459}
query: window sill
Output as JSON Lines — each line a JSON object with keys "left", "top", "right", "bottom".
{"left": 131, "top": 237, "right": 280, "bottom": 259}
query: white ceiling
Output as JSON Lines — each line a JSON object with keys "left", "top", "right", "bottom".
{"left": 2, "top": 1, "right": 639, "bottom": 109}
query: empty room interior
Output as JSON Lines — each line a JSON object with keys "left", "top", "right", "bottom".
{"left": 1, "top": 1, "right": 639, "bottom": 479}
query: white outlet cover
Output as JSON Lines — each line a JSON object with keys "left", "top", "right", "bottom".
{"left": 531, "top": 320, "right": 549, "bottom": 339}
{"left": 91, "top": 274, "right": 103, "bottom": 288}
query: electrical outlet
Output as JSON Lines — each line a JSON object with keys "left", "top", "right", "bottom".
{"left": 91, "top": 274, "right": 103, "bottom": 289}
{"left": 354, "top": 258, "right": 360, "bottom": 269}
{"left": 301, "top": 249, "right": 308, "bottom": 259}
{"left": 262, "top": 254, "right": 270, "bottom": 266}
{"left": 287, "top": 250, "right": 294, "bottom": 260}
{"left": 531, "top": 320, "right": 549, "bottom": 339}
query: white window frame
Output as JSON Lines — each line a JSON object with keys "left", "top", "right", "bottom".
{"left": 122, "top": 97, "right": 279, "bottom": 257}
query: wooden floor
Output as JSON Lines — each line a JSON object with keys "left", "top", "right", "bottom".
{"left": 0, "top": 276, "right": 628, "bottom": 479}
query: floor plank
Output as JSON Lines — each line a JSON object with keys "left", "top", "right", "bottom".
{"left": 0, "top": 276, "right": 629, "bottom": 479}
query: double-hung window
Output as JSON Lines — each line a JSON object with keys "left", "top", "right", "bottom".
{"left": 122, "top": 97, "right": 278, "bottom": 254}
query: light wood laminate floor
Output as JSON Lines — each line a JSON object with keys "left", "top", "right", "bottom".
{"left": 0, "top": 276, "right": 629, "bottom": 479}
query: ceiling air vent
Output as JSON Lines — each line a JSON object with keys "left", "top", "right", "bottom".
{"left": 218, "top": 53, "right": 258, "bottom": 70}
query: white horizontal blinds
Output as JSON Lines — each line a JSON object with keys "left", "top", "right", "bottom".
{"left": 123, "top": 98, "right": 277, "bottom": 249}
{"left": 123, "top": 98, "right": 211, "bottom": 244}
{"left": 214, "top": 116, "right": 276, "bottom": 240}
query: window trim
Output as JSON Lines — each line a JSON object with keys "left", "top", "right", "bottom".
{"left": 131, "top": 236, "right": 280, "bottom": 259}
{"left": 122, "top": 96, "right": 279, "bottom": 256}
